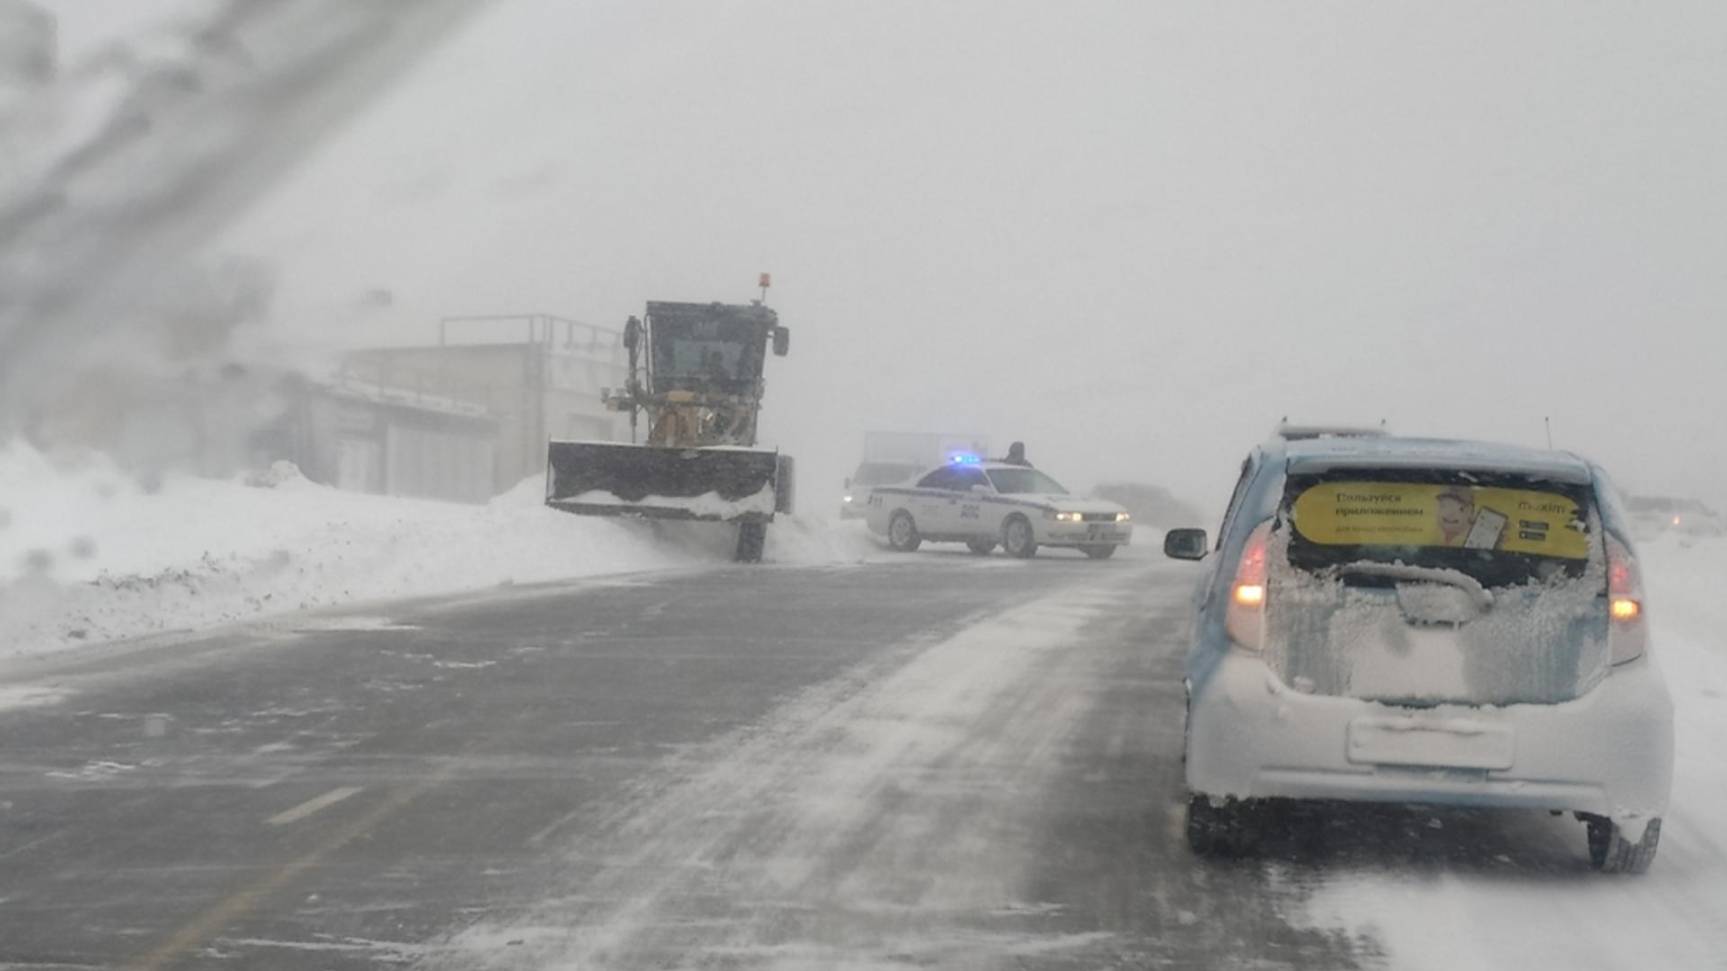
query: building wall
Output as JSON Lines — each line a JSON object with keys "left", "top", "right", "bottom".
{"left": 382, "top": 417, "right": 496, "bottom": 503}
{"left": 288, "top": 387, "right": 498, "bottom": 504}
{"left": 344, "top": 340, "right": 627, "bottom": 493}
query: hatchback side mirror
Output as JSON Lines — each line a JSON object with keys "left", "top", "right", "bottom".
{"left": 772, "top": 326, "right": 791, "bottom": 356}
{"left": 1163, "top": 528, "right": 1209, "bottom": 561}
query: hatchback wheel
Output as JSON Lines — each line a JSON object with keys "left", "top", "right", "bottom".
{"left": 1186, "top": 794, "right": 1263, "bottom": 857}
{"left": 1583, "top": 814, "right": 1661, "bottom": 874}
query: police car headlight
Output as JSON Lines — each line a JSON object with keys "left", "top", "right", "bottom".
{"left": 1116, "top": 512, "right": 1131, "bottom": 522}
{"left": 843, "top": 495, "right": 853, "bottom": 503}
{"left": 1053, "top": 511, "right": 1084, "bottom": 523}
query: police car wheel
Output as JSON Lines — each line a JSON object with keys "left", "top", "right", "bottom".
{"left": 1002, "top": 516, "right": 1038, "bottom": 558}
{"left": 966, "top": 539, "right": 996, "bottom": 555}
{"left": 888, "top": 511, "right": 922, "bottom": 552}
{"left": 1081, "top": 544, "right": 1116, "bottom": 560}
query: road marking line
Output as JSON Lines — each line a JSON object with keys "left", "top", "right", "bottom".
{"left": 527, "top": 806, "right": 588, "bottom": 847}
{"left": 0, "top": 830, "right": 64, "bottom": 861}
{"left": 135, "top": 771, "right": 449, "bottom": 971}
{"left": 267, "top": 786, "right": 363, "bottom": 827}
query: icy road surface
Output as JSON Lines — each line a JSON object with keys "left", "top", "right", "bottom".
{"left": 0, "top": 546, "right": 1722, "bottom": 969}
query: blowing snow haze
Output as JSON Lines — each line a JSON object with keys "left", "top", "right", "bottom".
{"left": 9, "top": 0, "right": 1727, "bottom": 509}
{"left": 7, "top": 5, "right": 1727, "bottom": 968}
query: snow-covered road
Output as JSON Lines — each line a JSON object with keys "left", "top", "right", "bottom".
{"left": 0, "top": 552, "right": 1360, "bottom": 969}
{"left": 1, "top": 465, "right": 1722, "bottom": 967}
{"left": 428, "top": 565, "right": 1196, "bottom": 968}
{"left": 1288, "top": 536, "right": 1727, "bottom": 970}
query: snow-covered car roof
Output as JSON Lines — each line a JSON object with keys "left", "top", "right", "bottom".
{"left": 911, "top": 460, "right": 1046, "bottom": 473}
{"left": 1279, "top": 437, "right": 1595, "bottom": 484}
{"left": 911, "top": 461, "right": 1072, "bottom": 485}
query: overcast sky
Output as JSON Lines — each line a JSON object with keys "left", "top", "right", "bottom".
{"left": 52, "top": 0, "right": 1727, "bottom": 514}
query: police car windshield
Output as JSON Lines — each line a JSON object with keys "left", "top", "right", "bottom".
{"left": 986, "top": 468, "right": 1068, "bottom": 495}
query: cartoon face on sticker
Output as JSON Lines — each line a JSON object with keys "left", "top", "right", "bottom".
{"left": 1435, "top": 486, "right": 1474, "bottom": 545}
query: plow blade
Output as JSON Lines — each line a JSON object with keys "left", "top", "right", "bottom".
{"left": 545, "top": 441, "right": 790, "bottom": 522}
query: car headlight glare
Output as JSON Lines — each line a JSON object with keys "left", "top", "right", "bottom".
{"left": 1116, "top": 512, "right": 1131, "bottom": 522}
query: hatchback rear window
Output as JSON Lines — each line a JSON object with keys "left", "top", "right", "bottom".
{"left": 1282, "top": 471, "right": 1595, "bottom": 589}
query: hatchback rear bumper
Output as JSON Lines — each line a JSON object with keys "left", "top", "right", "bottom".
{"left": 1185, "top": 648, "right": 1674, "bottom": 824}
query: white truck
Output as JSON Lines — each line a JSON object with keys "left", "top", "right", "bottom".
{"left": 840, "top": 431, "right": 990, "bottom": 519}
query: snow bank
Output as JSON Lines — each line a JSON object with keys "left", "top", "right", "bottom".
{"left": 1289, "top": 534, "right": 1727, "bottom": 970}
{"left": 766, "top": 516, "right": 879, "bottom": 565}
{"left": 0, "top": 444, "right": 875, "bottom": 660}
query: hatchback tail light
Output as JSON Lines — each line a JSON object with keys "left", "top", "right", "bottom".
{"left": 1225, "top": 520, "right": 1273, "bottom": 649}
{"left": 1606, "top": 535, "right": 1647, "bottom": 664}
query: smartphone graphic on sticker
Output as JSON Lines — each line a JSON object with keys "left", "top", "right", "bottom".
{"left": 1463, "top": 507, "right": 1508, "bottom": 549}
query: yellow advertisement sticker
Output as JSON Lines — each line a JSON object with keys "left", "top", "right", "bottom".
{"left": 1290, "top": 481, "right": 1589, "bottom": 559}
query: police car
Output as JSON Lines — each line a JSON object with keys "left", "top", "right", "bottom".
{"left": 863, "top": 457, "right": 1132, "bottom": 558}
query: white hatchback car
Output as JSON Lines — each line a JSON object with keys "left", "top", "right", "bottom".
{"left": 1163, "top": 434, "right": 1674, "bottom": 872}
{"left": 865, "top": 459, "right": 1132, "bottom": 558}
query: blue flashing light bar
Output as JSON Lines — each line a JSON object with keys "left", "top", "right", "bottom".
{"left": 948, "top": 452, "right": 982, "bottom": 465}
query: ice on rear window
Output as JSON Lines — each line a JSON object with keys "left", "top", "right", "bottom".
{"left": 1266, "top": 542, "right": 1609, "bottom": 704}
{"left": 1265, "top": 479, "right": 1611, "bottom": 706}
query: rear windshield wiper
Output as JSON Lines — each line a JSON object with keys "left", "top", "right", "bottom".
{"left": 1335, "top": 562, "right": 1494, "bottom": 610}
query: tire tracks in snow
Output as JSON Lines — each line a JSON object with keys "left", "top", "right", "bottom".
{"left": 419, "top": 566, "right": 1151, "bottom": 969}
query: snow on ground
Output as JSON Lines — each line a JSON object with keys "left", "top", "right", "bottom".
{"left": 0, "top": 444, "right": 879, "bottom": 661}
{"left": 1290, "top": 534, "right": 1727, "bottom": 970}
{"left": 424, "top": 573, "right": 1145, "bottom": 969}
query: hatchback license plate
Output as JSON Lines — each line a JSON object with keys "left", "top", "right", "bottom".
{"left": 1346, "top": 717, "right": 1514, "bottom": 770}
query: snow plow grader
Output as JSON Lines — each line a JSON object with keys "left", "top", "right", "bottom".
{"left": 546, "top": 297, "right": 794, "bottom": 562}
